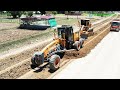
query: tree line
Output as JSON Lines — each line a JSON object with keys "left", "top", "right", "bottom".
{"left": 0, "top": 11, "right": 115, "bottom": 18}
{"left": 0, "top": 11, "right": 64, "bottom": 18}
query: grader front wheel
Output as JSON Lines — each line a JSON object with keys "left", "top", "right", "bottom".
{"left": 31, "top": 57, "right": 39, "bottom": 69}
{"left": 74, "top": 41, "right": 81, "bottom": 51}
{"left": 49, "top": 54, "right": 61, "bottom": 71}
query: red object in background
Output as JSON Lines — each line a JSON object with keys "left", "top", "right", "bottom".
{"left": 112, "top": 26, "right": 119, "bottom": 28}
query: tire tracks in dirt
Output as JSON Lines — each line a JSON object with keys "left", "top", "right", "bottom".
{"left": 18, "top": 16, "right": 117, "bottom": 79}
{"left": 0, "top": 15, "right": 117, "bottom": 79}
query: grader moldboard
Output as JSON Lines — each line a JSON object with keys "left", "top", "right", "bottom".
{"left": 31, "top": 19, "right": 94, "bottom": 71}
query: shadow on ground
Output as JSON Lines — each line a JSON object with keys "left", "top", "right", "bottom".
{"left": 17, "top": 25, "right": 51, "bottom": 31}
{"left": 110, "top": 30, "right": 119, "bottom": 32}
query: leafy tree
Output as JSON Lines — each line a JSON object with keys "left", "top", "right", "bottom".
{"left": 52, "top": 11, "right": 57, "bottom": 15}
{"left": 45, "top": 11, "right": 58, "bottom": 15}
{"left": 40, "top": 11, "right": 46, "bottom": 15}
{"left": 45, "top": 11, "right": 52, "bottom": 15}
{"left": 65, "top": 11, "right": 69, "bottom": 14}
{"left": 27, "top": 11, "right": 33, "bottom": 17}
{"left": 7, "top": 11, "right": 24, "bottom": 18}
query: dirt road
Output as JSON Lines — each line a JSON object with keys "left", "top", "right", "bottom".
{"left": 51, "top": 31, "right": 120, "bottom": 79}
{"left": 18, "top": 17, "right": 115, "bottom": 79}
{"left": 0, "top": 15, "right": 117, "bottom": 79}
{"left": 0, "top": 16, "right": 100, "bottom": 55}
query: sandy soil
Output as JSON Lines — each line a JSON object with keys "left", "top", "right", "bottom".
{"left": 52, "top": 28, "right": 120, "bottom": 79}
{"left": 0, "top": 19, "right": 109, "bottom": 71}
{"left": 0, "top": 29, "right": 40, "bottom": 43}
{"left": 0, "top": 40, "right": 52, "bottom": 71}
{"left": 0, "top": 16, "right": 100, "bottom": 44}
{"left": 0, "top": 23, "right": 19, "bottom": 30}
{"left": 18, "top": 24, "right": 111, "bottom": 79}
{"left": 0, "top": 15, "right": 116, "bottom": 79}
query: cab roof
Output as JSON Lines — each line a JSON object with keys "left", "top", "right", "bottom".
{"left": 20, "top": 15, "right": 55, "bottom": 21}
{"left": 81, "top": 19, "right": 90, "bottom": 21}
{"left": 57, "top": 25, "right": 80, "bottom": 33}
{"left": 112, "top": 19, "right": 120, "bottom": 22}
{"left": 111, "top": 20, "right": 120, "bottom": 23}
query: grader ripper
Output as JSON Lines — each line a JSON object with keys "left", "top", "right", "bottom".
{"left": 31, "top": 19, "right": 94, "bottom": 71}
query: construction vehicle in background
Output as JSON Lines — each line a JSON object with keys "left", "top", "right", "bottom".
{"left": 19, "top": 15, "right": 57, "bottom": 30}
{"left": 31, "top": 25, "right": 84, "bottom": 71}
{"left": 79, "top": 19, "right": 94, "bottom": 39}
{"left": 110, "top": 19, "right": 120, "bottom": 32}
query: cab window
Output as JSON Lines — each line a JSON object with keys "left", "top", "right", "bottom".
{"left": 111, "top": 22, "right": 119, "bottom": 26}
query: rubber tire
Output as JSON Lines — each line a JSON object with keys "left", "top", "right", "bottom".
{"left": 79, "top": 39, "right": 84, "bottom": 48}
{"left": 116, "top": 29, "right": 119, "bottom": 32}
{"left": 31, "top": 57, "right": 39, "bottom": 67}
{"left": 74, "top": 41, "right": 81, "bottom": 51}
{"left": 49, "top": 54, "right": 61, "bottom": 71}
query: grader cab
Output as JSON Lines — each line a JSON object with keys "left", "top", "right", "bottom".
{"left": 80, "top": 19, "right": 94, "bottom": 39}
{"left": 31, "top": 25, "right": 84, "bottom": 71}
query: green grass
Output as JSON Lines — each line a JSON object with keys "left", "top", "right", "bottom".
{"left": 0, "top": 14, "right": 19, "bottom": 23}
{"left": 0, "top": 17, "right": 77, "bottom": 24}
{"left": 92, "top": 13, "right": 115, "bottom": 17}
{"left": 55, "top": 14, "right": 65, "bottom": 16}
{"left": 57, "top": 18, "right": 78, "bottom": 25}
{"left": 0, "top": 18, "right": 19, "bottom": 23}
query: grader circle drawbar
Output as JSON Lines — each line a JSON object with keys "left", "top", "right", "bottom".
{"left": 31, "top": 19, "right": 94, "bottom": 71}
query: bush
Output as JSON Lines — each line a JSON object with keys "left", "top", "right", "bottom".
{"left": 52, "top": 11, "right": 57, "bottom": 15}
{"left": 45, "top": 11, "right": 52, "bottom": 15}
{"left": 45, "top": 11, "right": 58, "bottom": 15}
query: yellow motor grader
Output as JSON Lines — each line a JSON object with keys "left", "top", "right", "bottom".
{"left": 31, "top": 25, "right": 85, "bottom": 71}
{"left": 79, "top": 19, "right": 94, "bottom": 39}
